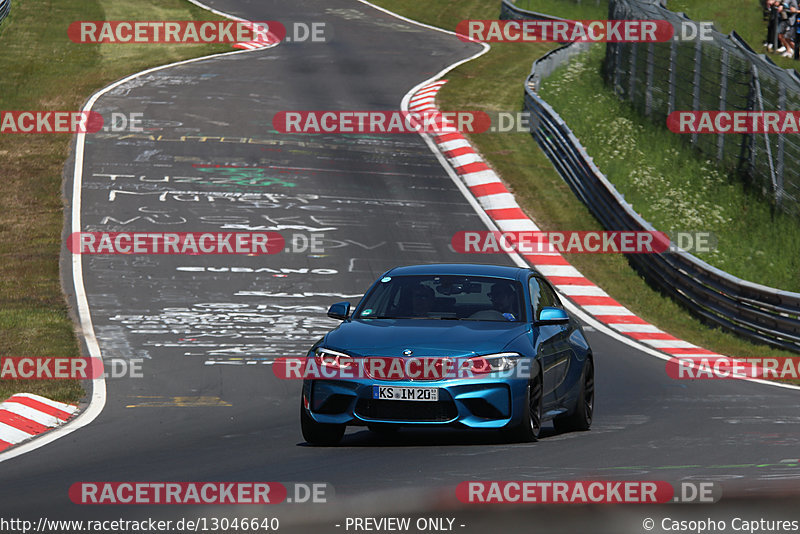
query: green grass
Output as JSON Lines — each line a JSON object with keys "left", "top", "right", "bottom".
{"left": 670, "top": 0, "right": 798, "bottom": 68}
{"left": 0, "top": 0, "right": 230, "bottom": 403}
{"left": 539, "top": 44, "right": 800, "bottom": 290}
{"left": 515, "top": 0, "right": 798, "bottom": 68}
{"left": 514, "top": 0, "right": 608, "bottom": 19}
{"left": 371, "top": 0, "right": 799, "bottom": 361}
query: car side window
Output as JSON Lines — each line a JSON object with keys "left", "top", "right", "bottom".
{"left": 540, "top": 279, "right": 561, "bottom": 308}
{"left": 529, "top": 276, "right": 561, "bottom": 320}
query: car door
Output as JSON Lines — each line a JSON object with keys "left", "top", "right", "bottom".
{"left": 529, "top": 276, "right": 572, "bottom": 408}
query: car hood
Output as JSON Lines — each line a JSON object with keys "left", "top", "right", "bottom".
{"left": 323, "top": 319, "right": 530, "bottom": 357}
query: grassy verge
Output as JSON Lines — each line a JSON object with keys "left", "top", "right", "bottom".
{"left": 371, "top": 0, "right": 799, "bottom": 361}
{"left": 514, "top": 0, "right": 797, "bottom": 69}
{"left": 514, "top": 0, "right": 608, "bottom": 19}
{"left": 0, "top": 0, "right": 230, "bottom": 403}
{"left": 669, "top": 0, "right": 798, "bottom": 69}
{"left": 539, "top": 44, "right": 800, "bottom": 290}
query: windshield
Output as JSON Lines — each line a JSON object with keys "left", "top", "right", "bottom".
{"left": 356, "top": 275, "right": 525, "bottom": 322}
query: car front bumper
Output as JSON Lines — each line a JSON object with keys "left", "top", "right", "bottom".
{"left": 303, "top": 377, "right": 527, "bottom": 428}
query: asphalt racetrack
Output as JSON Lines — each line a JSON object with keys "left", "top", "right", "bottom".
{"left": 1, "top": 1, "right": 800, "bottom": 532}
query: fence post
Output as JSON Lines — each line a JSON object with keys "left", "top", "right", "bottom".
{"left": 751, "top": 65, "right": 780, "bottom": 206}
{"left": 777, "top": 84, "right": 786, "bottom": 209}
{"left": 740, "top": 71, "right": 757, "bottom": 178}
{"left": 645, "top": 42, "right": 654, "bottom": 116}
{"left": 609, "top": 1, "right": 621, "bottom": 93}
{"left": 717, "top": 48, "right": 728, "bottom": 162}
{"left": 690, "top": 38, "right": 702, "bottom": 147}
{"left": 668, "top": 38, "right": 677, "bottom": 114}
{"left": 629, "top": 43, "right": 638, "bottom": 102}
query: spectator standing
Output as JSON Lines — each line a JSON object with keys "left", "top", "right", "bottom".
{"left": 778, "top": 0, "right": 799, "bottom": 57}
{"left": 765, "top": 0, "right": 781, "bottom": 50}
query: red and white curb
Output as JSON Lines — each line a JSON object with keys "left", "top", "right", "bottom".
{"left": 233, "top": 22, "right": 282, "bottom": 50}
{"left": 409, "top": 80, "right": 723, "bottom": 362}
{"left": 0, "top": 394, "right": 77, "bottom": 452}
{"left": 184, "top": 1, "right": 282, "bottom": 51}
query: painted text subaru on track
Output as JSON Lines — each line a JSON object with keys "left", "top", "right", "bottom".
{"left": 300, "top": 264, "right": 594, "bottom": 445}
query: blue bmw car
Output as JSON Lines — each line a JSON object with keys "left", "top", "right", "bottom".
{"left": 300, "top": 264, "right": 594, "bottom": 445}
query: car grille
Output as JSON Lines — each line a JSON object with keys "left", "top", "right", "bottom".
{"left": 355, "top": 398, "right": 458, "bottom": 422}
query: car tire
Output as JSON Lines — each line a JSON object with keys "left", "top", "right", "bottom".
{"left": 300, "top": 399, "right": 345, "bottom": 446}
{"left": 508, "top": 372, "right": 543, "bottom": 442}
{"left": 554, "top": 358, "right": 594, "bottom": 433}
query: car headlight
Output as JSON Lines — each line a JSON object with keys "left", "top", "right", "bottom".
{"left": 468, "top": 352, "right": 522, "bottom": 373}
{"left": 314, "top": 347, "right": 354, "bottom": 369}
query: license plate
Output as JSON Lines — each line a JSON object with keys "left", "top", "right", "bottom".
{"left": 372, "top": 385, "right": 439, "bottom": 402}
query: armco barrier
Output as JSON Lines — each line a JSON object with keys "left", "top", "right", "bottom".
{"left": 503, "top": 0, "right": 800, "bottom": 352}
{"left": 501, "top": 0, "right": 570, "bottom": 23}
{"left": 0, "top": 0, "right": 10, "bottom": 26}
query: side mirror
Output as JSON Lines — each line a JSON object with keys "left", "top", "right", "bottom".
{"left": 327, "top": 301, "right": 351, "bottom": 320}
{"left": 535, "top": 306, "right": 569, "bottom": 325}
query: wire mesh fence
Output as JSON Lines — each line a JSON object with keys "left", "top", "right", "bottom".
{"left": 605, "top": 0, "right": 800, "bottom": 217}
{"left": 0, "top": 0, "right": 11, "bottom": 26}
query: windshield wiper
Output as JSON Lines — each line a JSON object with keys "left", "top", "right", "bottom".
{"left": 367, "top": 316, "right": 431, "bottom": 319}
{"left": 364, "top": 316, "right": 468, "bottom": 320}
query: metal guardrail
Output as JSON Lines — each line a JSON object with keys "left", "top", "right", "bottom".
{"left": 501, "top": 0, "right": 571, "bottom": 22}
{"left": 0, "top": 0, "right": 10, "bottom": 26}
{"left": 502, "top": 0, "right": 800, "bottom": 353}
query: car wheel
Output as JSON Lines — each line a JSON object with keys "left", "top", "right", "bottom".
{"left": 509, "top": 372, "right": 543, "bottom": 442}
{"left": 367, "top": 423, "right": 400, "bottom": 435}
{"left": 300, "top": 398, "right": 345, "bottom": 446}
{"left": 554, "top": 358, "right": 594, "bottom": 433}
